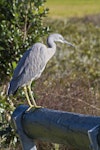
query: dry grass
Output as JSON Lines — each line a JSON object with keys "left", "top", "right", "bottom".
{"left": 35, "top": 74, "right": 100, "bottom": 116}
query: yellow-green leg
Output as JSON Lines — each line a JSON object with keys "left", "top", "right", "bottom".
{"left": 28, "top": 85, "right": 41, "bottom": 108}
{"left": 24, "top": 86, "right": 34, "bottom": 111}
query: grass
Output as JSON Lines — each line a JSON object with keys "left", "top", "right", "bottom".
{"left": 45, "top": 0, "right": 100, "bottom": 18}
{"left": 35, "top": 15, "right": 100, "bottom": 149}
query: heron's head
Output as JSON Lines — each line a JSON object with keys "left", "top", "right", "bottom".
{"left": 51, "top": 33, "right": 74, "bottom": 47}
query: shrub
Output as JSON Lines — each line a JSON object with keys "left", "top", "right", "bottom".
{"left": 0, "top": 0, "right": 49, "bottom": 84}
{"left": 0, "top": 0, "right": 49, "bottom": 148}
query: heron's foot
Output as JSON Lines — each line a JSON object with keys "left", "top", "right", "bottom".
{"left": 26, "top": 105, "right": 42, "bottom": 112}
{"left": 35, "top": 105, "right": 42, "bottom": 108}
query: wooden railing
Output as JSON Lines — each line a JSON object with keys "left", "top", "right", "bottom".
{"left": 12, "top": 105, "right": 100, "bottom": 150}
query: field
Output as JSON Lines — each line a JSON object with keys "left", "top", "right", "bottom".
{"left": 46, "top": 0, "right": 100, "bottom": 18}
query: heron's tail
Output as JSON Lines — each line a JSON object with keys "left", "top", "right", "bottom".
{"left": 7, "top": 80, "right": 18, "bottom": 96}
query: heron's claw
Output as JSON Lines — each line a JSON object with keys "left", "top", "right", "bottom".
{"left": 26, "top": 105, "right": 42, "bottom": 112}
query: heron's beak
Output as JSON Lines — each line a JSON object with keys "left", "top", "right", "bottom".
{"left": 64, "top": 40, "right": 75, "bottom": 48}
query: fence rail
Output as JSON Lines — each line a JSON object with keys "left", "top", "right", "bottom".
{"left": 12, "top": 105, "right": 100, "bottom": 150}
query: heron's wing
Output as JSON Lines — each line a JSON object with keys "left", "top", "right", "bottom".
{"left": 12, "top": 43, "right": 46, "bottom": 83}
{"left": 13, "top": 48, "right": 31, "bottom": 78}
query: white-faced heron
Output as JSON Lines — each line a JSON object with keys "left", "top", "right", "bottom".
{"left": 7, "top": 33, "right": 74, "bottom": 109}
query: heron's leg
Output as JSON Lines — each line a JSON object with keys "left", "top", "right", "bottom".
{"left": 28, "top": 84, "right": 41, "bottom": 108}
{"left": 27, "top": 84, "right": 37, "bottom": 107}
{"left": 23, "top": 86, "right": 33, "bottom": 107}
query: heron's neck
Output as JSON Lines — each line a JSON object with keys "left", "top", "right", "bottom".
{"left": 47, "top": 39, "right": 56, "bottom": 49}
{"left": 46, "top": 38, "right": 56, "bottom": 62}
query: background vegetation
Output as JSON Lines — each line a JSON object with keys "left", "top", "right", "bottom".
{"left": 0, "top": 0, "right": 100, "bottom": 149}
{"left": 46, "top": 0, "right": 100, "bottom": 18}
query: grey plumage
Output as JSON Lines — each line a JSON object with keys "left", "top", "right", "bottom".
{"left": 7, "top": 43, "right": 47, "bottom": 95}
{"left": 7, "top": 33, "right": 74, "bottom": 108}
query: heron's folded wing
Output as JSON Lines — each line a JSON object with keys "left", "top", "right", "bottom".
{"left": 12, "top": 44, "right": 46, "bottom": 83}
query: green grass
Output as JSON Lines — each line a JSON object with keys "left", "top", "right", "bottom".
{"left": 45, "top": 0, "right": 100, "bottom": 18}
